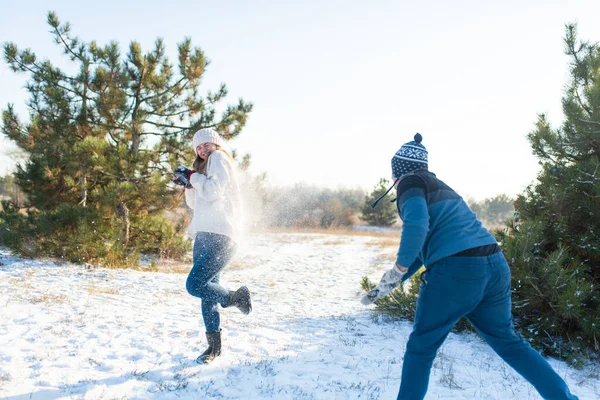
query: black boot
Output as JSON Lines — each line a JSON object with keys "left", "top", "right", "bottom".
{"left": 224, "top": 286, "right": 252, "bottom": 315}
{"left": 196, "top": 330, "right": 222, "bottom": 364}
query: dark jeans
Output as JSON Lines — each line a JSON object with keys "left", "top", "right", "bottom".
{"left": 186, "top": 232, "right": 236, "bottom": 333}
{"left": 397, "top": 251, "right": 578, "bottom": 400}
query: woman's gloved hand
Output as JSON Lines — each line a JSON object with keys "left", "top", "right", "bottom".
{"left": 172, "top": 166, "right": 195, "bottom": 188}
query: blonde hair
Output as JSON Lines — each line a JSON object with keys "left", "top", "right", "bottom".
{"left": 192, "top": 145, "right": 234, "bottom": 174}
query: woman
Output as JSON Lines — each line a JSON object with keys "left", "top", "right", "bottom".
{"left": 364, "top": 133, "right": 578, "bottom": 399}
{"left": 172, "top": 127, "right": 251, "bottom": 364}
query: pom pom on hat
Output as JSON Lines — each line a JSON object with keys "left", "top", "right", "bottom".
{"left": 373, "top": 132, "right": 428, "bottom": 209}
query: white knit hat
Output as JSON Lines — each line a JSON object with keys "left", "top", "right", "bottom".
{"left": 192, "top": 128, "right": 224, "bottom": 155}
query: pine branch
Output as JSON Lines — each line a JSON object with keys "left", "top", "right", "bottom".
{"left": 141, "top": 120, "right": 189, "bottom": 130}
{"left": 139, "top": 77, "right": 187, "bottom": 103}
{"left": 8, "top": 56, "right": 83, "bottom": 98}
{"left": 51, "top": 23, "right": 86, "bottom": 63}
{"left": 105, "top": 129, "right": 120, "bottom": 145}
{"left": 576, "top": 163, "right": 600, "bottom": 185}
{"left": 140, "top": 131, "right": 167, "bottom": 136}
{"left": 582, "top": 191, "right": 600, "bottom": 198}
{"left": 573, "top": 88, "right": 593, "bottom": 117}
{"left": 577, "top": 118, "right": 600, "bottom": 126}
{"left": 566, "top": 26, "right": 593, "bottom": 90}
{"left": 146, "top": 107, "right": 195, "bottom": 118}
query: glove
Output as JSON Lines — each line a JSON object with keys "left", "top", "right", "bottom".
{"left": 361, "top": 264, "right": 407, "bottom": 305}
{"left": 172, "top": 166, "right": 195, "bottom": 189}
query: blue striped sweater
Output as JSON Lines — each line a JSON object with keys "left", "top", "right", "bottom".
{"left": 396, "top": 171, "right": 498, "bottom": 281}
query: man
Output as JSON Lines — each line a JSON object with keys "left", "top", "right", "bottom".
{"left": 363, "top": 133, "right": 578, "bottom": 400}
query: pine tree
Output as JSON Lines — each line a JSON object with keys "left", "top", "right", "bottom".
{"left": 498, "top": 24, "right": 600, "bottom": 362}
{"left": 360, "top": 178, "right": 398, "bottom": 227}
{"left": 0, "top": 12, "right": 252, "bottom": 265}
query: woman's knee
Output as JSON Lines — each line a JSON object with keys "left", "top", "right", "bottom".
{"left": 186, "top": 277, "right": 207, "bottom": 298}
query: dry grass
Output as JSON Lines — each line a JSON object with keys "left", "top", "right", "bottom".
{"left": 375, "top": 253, "right": 396, "bottom": 263}
{"left": 0, "top": 372, "right": 10, "bottom": 387}
{"left": 6, "top": 276, "right": 30, "bottom": 290}
{"left": 22, "top": 293, "right": 68, "bottom": 305}
{"left": 87, "top": 286, "right": 120, "bottom": 295}
{"left": 156, "top": 263, "right": 191, "bottom": 274}
{"left": 365, "top": 238, "right": 398, "bottom": 248}
{"left": 228, "top": 258, "right": 261, "bottom": 271}
{"left": 134, "top": 257, "right": 192, "bottom": 274}
{"left": 19, "top": 281, "right": 33, "bottom": 290}
{"left": 168, "top": 265, "right": 191, "bottom": 274}
{"left": 322, "top": 239, "right": 348, "bottom": 245}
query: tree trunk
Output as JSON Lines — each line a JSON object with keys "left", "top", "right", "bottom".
{"left": 130, "top": 76, "right": 144, "bottom": 156}
{"left": 131, "top": 127, "right": 141, "bottom": 155}
{"left": 116, "top": 201, "right": 130, "bottom": 246}
{"left": 78, "top": 62, "right": 90, "bottom": 207}
{"left": 78, "top": 174, "right": 87, "bottom": 206}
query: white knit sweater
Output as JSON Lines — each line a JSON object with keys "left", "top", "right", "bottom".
{"left": 184, "top": 150, "right": 242, "bottom": 242}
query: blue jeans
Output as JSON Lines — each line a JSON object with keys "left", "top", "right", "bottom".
{"left": 397, "top": 251, "right": 578, "bottom": 400}
{"left": 186, "top": 232, "right": 236, "bottom": 333}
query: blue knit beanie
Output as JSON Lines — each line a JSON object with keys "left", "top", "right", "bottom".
{"left": 371, "top": 133, "right": 428, "bottom": 209}
{"left": 391, "top": 133, "right": 428, "bottom": 179}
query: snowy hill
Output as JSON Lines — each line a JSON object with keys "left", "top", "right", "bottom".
{"left": 1, "top": 232, "right": 598, "bottom": 399}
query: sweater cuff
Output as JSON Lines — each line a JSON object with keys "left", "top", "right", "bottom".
{"left": 189, "top": 172, "right": 204, "bottom": 188}
{"left": 185, "top": 170, "right": 196, "bottom": 188}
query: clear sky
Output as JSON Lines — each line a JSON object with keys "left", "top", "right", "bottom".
{"left": 2, "top": 0, "right": 600, "bottom": 200}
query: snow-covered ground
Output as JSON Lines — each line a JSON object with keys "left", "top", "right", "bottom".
{"left": 0, "top": 231, "right": 598, "bottom": 400}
